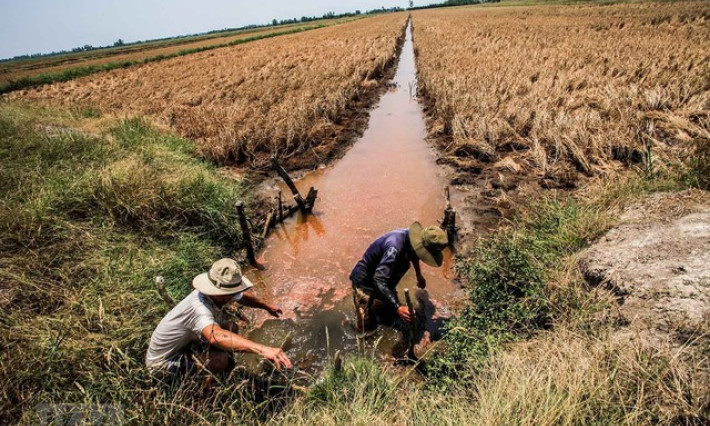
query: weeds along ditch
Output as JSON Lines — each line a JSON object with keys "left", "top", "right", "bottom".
{"left": 0, "top": 102, "right": 260, "bottom": 422}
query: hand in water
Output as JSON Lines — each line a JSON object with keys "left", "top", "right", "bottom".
{"left": 261, "top": 346, "right": 292, "bottom": 370}
{"left": 397, "top": 305, "right": 415, "bottom": 323}
{"left": 267, "top": 305, "right": 283, "bottom": 318}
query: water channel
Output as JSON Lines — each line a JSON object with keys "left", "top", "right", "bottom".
{"left": 242, "top": 22, "right": 464, "bottom": 370}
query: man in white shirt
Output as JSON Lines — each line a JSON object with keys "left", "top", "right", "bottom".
{"left": 146, "top": 258, "right": 292, "bottom": 377}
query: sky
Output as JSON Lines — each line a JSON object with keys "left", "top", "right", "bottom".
{"left": 0, "top": 0, "right": 410, "bottom": 60}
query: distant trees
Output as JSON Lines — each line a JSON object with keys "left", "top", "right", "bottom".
{"left": 269, "top": 7, "right": 403, "bottom": 27}
{"left": 408, "top": 0, "right": 501, "bottom": 11}
{"left": 113, "top": 39, "right": 124, "bottom": 47}
{"left": 71, "top": 44, "right": 95, "bottom": 53}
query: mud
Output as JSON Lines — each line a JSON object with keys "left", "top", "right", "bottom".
{"left": 580, "top": 189, "right": 710, "bottom": 348}
{"left": 239, "top": 22, "right": 474, "bottom": 371}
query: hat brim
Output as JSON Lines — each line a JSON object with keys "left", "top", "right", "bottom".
{"left": 192, "top": 272, "right": 254, "bottom": 296}
{"left": 409, "top": 221, "right": 444, "bottom": 267}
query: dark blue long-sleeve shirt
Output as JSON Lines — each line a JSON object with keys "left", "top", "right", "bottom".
{"left": 349, "top": 229, "right": 413, "bottom": 309}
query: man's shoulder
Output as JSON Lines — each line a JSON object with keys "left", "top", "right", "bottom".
{"left": 170, "top": 290, "right": 216, "bottom": 315}
{"left": 382, "top": 228, "right": 408, "bottom": 248}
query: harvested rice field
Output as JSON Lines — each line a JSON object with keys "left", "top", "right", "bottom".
{"left": 13, "top": 14, "right": 407, "bottom": 168}
{"left": 0, "top": 20, "right": 353, "bottom": 88}
{"left": 413, "top": 1, "right": 710, "bottom": 191}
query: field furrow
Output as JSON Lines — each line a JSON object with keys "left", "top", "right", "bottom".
{"left": 413, "top": 1, "right": 710, "bottom": 187}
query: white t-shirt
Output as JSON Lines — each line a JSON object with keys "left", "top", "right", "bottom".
{"left": 145, "top": 289, "right": 242, "bottom": 368}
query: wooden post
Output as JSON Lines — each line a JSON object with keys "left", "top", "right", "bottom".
{"left": 277, "top": 190, "right": 283, "bottom": 223}
{"left": 441, "top": 186, "right": 457, "bottom": 245}
{"left": 404, "top": 288, "right": 417, "bottom": 360}
{"left": 333, "top": 350, "right": 343, "bottom": 372}
{"left": 305, "top": 187, "right": 318, "bottom": 213}
{"left": 272, "top": 157, "right": 308, "bottom": 214}
{"left": 235, "top": 201, "right": 265, "bottom": 270}
{"left": 261, "top": 209, "right": 275, "bottom": 239}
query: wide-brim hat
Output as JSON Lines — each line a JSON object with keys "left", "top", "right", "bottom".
{"left": 409, "top": 221, "right": 448, "bottom": 267}
{"left": 192, "top": 258, "right": 254, "bottom": 296}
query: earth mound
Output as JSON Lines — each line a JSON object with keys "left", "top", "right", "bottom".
{"left": 580, "top": 189, "right": 710, "bottom": 347}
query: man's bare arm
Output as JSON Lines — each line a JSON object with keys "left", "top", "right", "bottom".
{"left": 411, "top": 257, "right": 426, "bottom": 289}
{"left": 201, "top": 323, "right": 292, "bottom": 369}
{"left": 238, "top": 293, "right": 282, "bottom": 318}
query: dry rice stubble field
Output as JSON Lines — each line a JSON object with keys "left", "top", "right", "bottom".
{"left": 0, "top": 20, "right": 352, "bottom": 87}
{"left": 13, "top": 14, "right": 408, "bottom": 170}
{"left": 413, "top": 1, "right": 710, "bottom": 212}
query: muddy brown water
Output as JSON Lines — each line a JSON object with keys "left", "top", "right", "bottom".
{"left": 240, "top": 23, "right": 468, "bottom": 371}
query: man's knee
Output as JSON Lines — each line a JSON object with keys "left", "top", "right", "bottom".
{"left": 204, "top": 349, "right": 231, "bottom": 373}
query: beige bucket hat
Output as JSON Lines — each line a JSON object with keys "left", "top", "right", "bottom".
{"left": 409, "top": 221, "right": 449, "bottom": 267}
{"left": 192, "top": 258, "right": 254, "bottom": 296}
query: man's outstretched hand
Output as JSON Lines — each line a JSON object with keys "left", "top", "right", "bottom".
{"left": 260, "top": 346, "right": 292, "bottom": 370}
{"left": 416, "top": 275, "right": 427, "bottom": 289}
{"left": 397, "top": 305, "right": 415, "bottom": 323}
{"left": 266, "top": 305, "right": 283, "bottom": 318}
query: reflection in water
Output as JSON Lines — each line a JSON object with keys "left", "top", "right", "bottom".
{"left": 244, "top": 22, "right": 462, "bottom": 372}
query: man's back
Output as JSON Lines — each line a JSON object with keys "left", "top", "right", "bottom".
{"left": 349, "top": 229, "right": 412, "bottom": 305}
{"left": 145, "top": 290, "right": 226, "bottom": 368}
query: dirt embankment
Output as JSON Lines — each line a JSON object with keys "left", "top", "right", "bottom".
{"left": 580, "top": 189, "right": 710, "bottom": 348}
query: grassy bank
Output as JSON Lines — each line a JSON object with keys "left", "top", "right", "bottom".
{"left": 0, "top": 101, "right": 262, "bottom": 422}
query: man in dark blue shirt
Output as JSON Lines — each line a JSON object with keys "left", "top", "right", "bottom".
{"left": 350, "top": 221, "right": 448, "bottom": 333}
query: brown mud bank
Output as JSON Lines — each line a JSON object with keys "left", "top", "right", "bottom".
{"left": 580, "top": 189, "right": 710, "bottom": 349}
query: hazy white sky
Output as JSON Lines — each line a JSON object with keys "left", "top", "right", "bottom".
{"left": 0, "top": 0, "right": 409, "bottom": 59}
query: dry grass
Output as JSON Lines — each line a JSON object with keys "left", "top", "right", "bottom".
{"left": 413, "top": 1, "right": 710, "bottom": 184}
{"left": 13, "top": 14, "right": 408, "bottom": 168}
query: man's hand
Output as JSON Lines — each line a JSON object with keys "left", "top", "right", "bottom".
{"left": 266, "top": 305, "right": 283, "bottom": 318}
{"left": 416, "top": 275, "right": 427, "bottom": 289}
{"left": 259, "top": 346, "right": 292, "bottom": 370}
{"left": 397, "top": 305, "right": 414, "bottom": 323}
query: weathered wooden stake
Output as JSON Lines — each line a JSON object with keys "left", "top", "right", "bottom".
{"left": 272, "top": 157, "right": 308, "bottom": 213}
{"left": 261, "top": 209, "right": 275, "bottom": 239}
{"left": 235, "top": 201, "right": 265, "bottom": 270}
{"left": 441, "top": 186, "right": 458, "bottom": 245}
{"left": 305, "top": 187, "right": 318, "bottom": 213}
{"left": 404, "top": 288, "right": 417, "bottom": 360}
{"left": 277, "top": 190, "right": 284, "bottom": 223}
{"left": 333, "top": 350, "right": 343, "bottom": 372}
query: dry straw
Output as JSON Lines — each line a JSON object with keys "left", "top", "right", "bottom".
{"left": 413, "top": 1, "right": 710, "bottom": 181}
{"left": 14, "top": 14, "right": 407, "bottom": 167}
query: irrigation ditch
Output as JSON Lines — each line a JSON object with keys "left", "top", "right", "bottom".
{"left": 215, "top": 20, "right": 475, "bottom": 372}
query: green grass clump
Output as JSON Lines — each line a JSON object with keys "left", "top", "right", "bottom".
{"left": 425, "top": 198, "right": 612, "bottom": 386}
{"left": 0, "top": 101, "right": 255, "bottom": 422}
